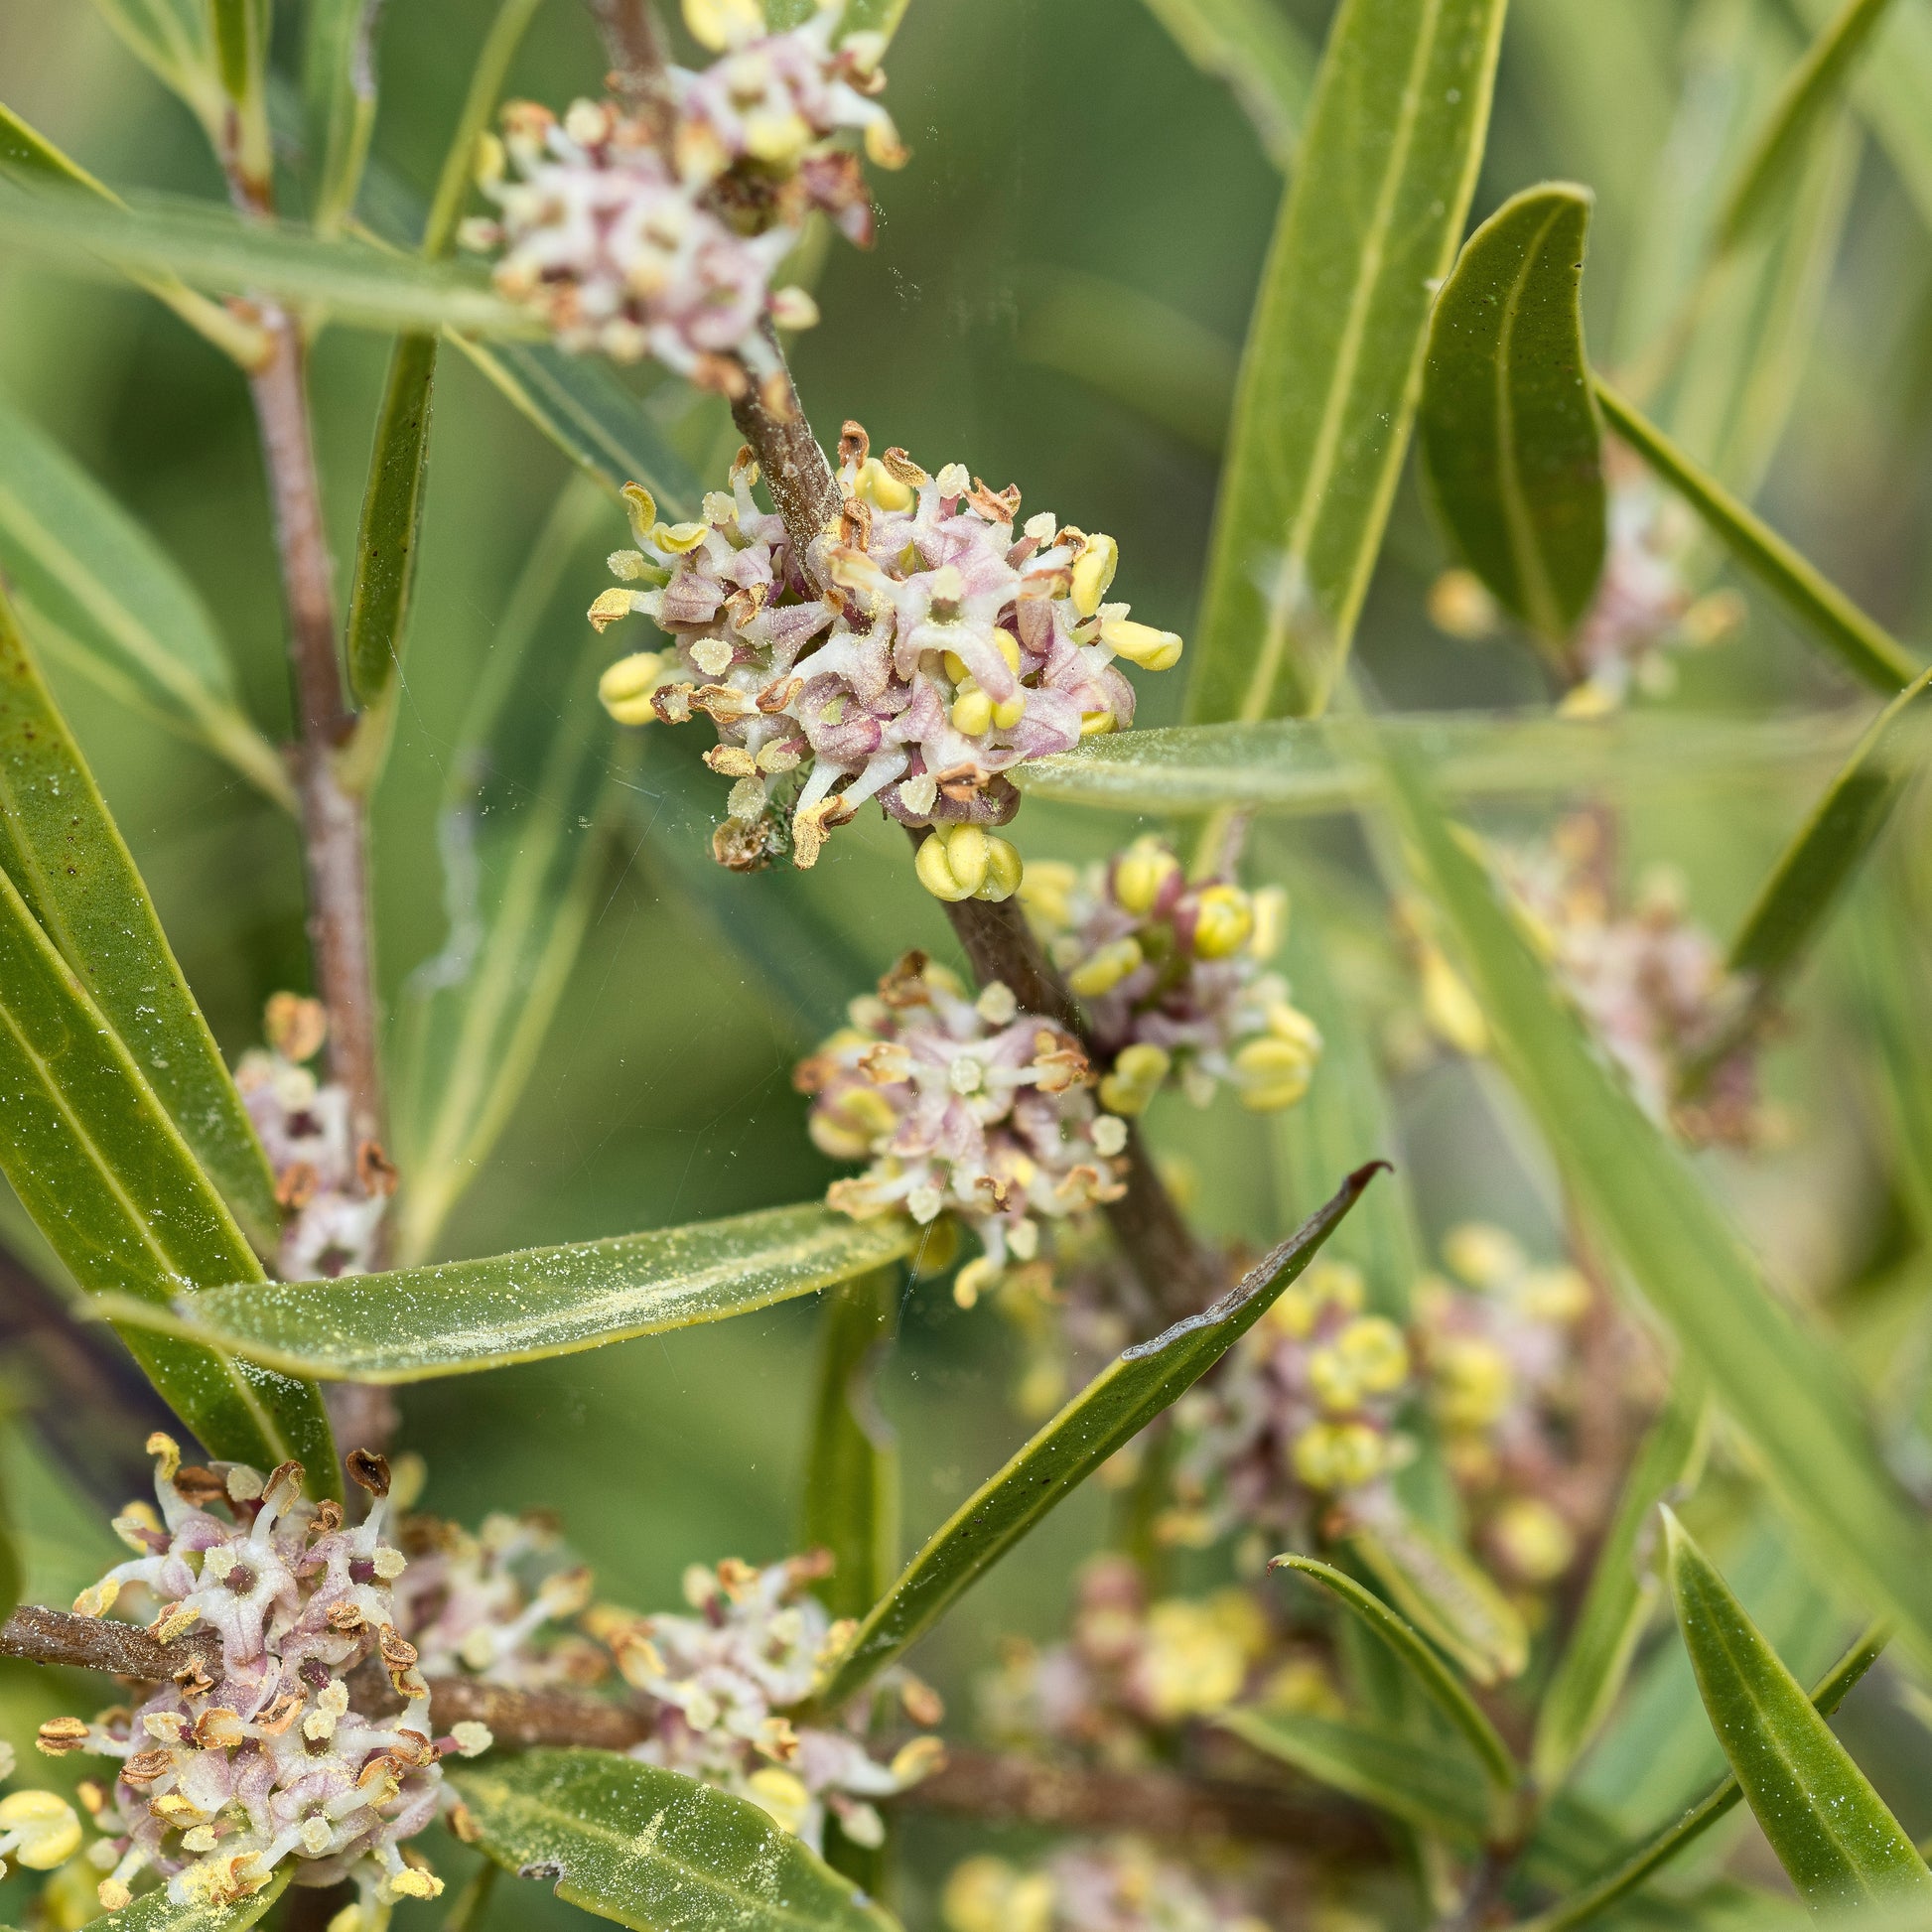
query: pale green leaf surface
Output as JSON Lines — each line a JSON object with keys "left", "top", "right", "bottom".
{"left": 1594, "top": 378, "right": 1918, "bottom": 693}
{"left": 1533, "top": 1383, "right": 1709, "bottom": 1791}
{"left": 1348, "top": 1514, "right": 1529, "bottom": 1687}
{"left": 0, "top": 587, "right": 281, "bottom": 1253}
{"left": 421, "top": 0, "right": 547, "bottom": 260}
{"left": 1849, "top": 882, "right": 1932, "bottom": 1242}
{"left": 1136, "top": 0, "right": 1314, "bottom": 167}
{"left": 1420, "top": 185, "right": 1605, "bottom": 640}
{"left": 0, "top": 859, "right": 336, "bottom": 1487}
{"left": 1014, "top": 709, "right": 1863, "bottom": 816}
{"left": 96, "top": 1204, "right": 920, "bottom": 1382}
{"left": 1794, "top": 0, "right": 1932, "bottom": 230}
{"left": 0, "top": 391, "right": 290, "bottom": 807}
{"left": 0, "top": 186, "right": 535, "bottom": 337}
{"left": 86, "top": 0, "right": 218, "bottom": 115}
{"left": 1666, "top": 1516, "right": 1928, "bottom": 1909}
{"left": 1376, "top": 738, "right": 1932, "bottom": 1671}
{"left": 813, "top": 1165, "right": 1380, "bottom": 1709}
{"left": 1185, "top": 0, "right": 1507, "bottom": 723}
{"left": 78, "top": 1866, "right": 289, "bottom": 1932}
{"left": 303, "top": 0, "right": 381, "bottom": 235}
{"left": 451, "top": 1748, "right": 897, "bottom": 1932}
{"left": 1220, "top": 1707, "right": 1489, "bottom": 1839}
{"left": 1270, "top": 1552, "right": 1516, "bottom": 1786}
{"left": 803, "top": 1268, "right": 901, "bottom": 1621}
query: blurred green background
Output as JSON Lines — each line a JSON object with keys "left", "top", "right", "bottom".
{"left": 3, "top": 0, "right": 1932, "bottom": 1919}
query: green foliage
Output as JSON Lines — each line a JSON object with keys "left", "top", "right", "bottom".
{"left": 813, "top": 1165, "right": 1380, "bottom": 1708}
{"left": 1664, "top": 1513, "right": 1929, "bottom": 1908}
{"left": 1135, "top": 0, "right": 1314, "bottom": 168}
{"left": 77, "top": 1867, "right": 289, "bottom": 1932}
{"left": 450, "top": 1749, "right": 897, "bottom": 1932}
{"left": 1378, "top": 739, "right": 1932, "bottom": 1666}
{"left": 97, "top": 1204, "right": 920, "bottom": 1381}
{"left": 1420, "top": 186, "right": 1606, "bottom": 643}
{"left": 1186, "top": 0, "right": 1507, "bottom": 723}
{"left": 302, "top": 0, "right": 382, "bottom": 236}
{"left": 1348, "top": 1513, "right": 1529, "bottom": 1687}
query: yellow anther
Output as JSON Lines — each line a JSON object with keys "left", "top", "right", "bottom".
{"left": 1079, "top": 708, "right": 1117, "bottom": 735}
{"left": 598, "top": 651, "right": 669, "bottom": 726}
{"left": 942, "top": 648, "right": 971, "bottom": 684}
{"left": 0, "top": 1790, "right": 81, "bottom": 1870}
{"left": 915, "top": 824, "right": 988, "bottom": 901}
{"left": 745, "top": 1767, "right": 813, "bottom": 1837}
{"left": 991, "top": 692, "right": 1027, "bottom": 730}
{"left": 1306, "top": 1259, "right": 1364, "bottom": 1316}
{"left": 743, "top": 109, "right": 812, "bottom": 166}
{"left": 650, "top": 519, "right": 708, "bottom": 554}
{"left": 1489, "top": 1496, "right": 1576, "bottom": 1584}
{"left": 767, "top": 284, "right": 820, "bottom": 332}
{"left": 1291, "top": 1421, "right": 1385, "bottom": 1492}
{"left": 1137, "top": 1599, "right": 1249, "bottom": 1720}
{"left": 950, "top": 686, "right": 994, "bottom": 736}
{"left": 1420, "top": 946, "right": 1489, "bottom": 1055}
{"left": 1432, "top": 1336, "right": 1513, "bottom": 1430}
{"left": 808, "top": 1085, "right": 898, "bottom": 1160}
{"left": 1069, "top": 532, "right": 1119, "bottom": 618}
{"left": 1521, "top": 1265, "right": 1590, "bottom": 1323}
{"left": 953, "top": 1255, "right": 1001, "bottom": 1310}
{"left": 620, "top": 481, "right": 657, "bottom": 546}
{"left": 1443, "top": 1223, "right": 1522, "bottom": 1291}
{"left": 978, "top": 835, "right": 1025, "bottom": 902}
{"left": 1266, "top": 1002, "right": 1322, "bottom": 1052}
{"left": 1250, "top": 885, "right": 1288, "bottom": 959}
{"left": 1067, "top": 936, "right": 1144, "bottom": 999}
{"left": 683, "top": 0, "right": 764, "bottom": 51}
{"left": 993, "top": 627, "right": 1023, "bottom": 672}
{"left": 587, "top": 587, "right": 637, "bottom": 633}
{"left": 1427, "top": 567, "right": 1500, "bottom": 639}
{"left": 1098, "top": 1041, "right": 1171, "bottom": 1116}
{"left": 1191, "top": 885, "right": 1254, "bottom": 958}
{"left": 1233, "top": 1035, "right": 1317, "bottom": 1110}
{"left": 1112, "top": 838, "right": 1179, "bottom": 915}
{"left": 1017, "top": 859, "right": 1079, "bottom": 929}
{"left": 1100, "top": 615, "right": 1183, "bottom": 671}
{"left": 857, "top": 457, "right": 916, "bottom": 512}
{"left": 1334, "top": 1315, "right": 1410, "bottom": 1394}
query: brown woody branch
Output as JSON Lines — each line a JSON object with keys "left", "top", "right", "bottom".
{"left": 586, "top": 0, "right": 672, "bottom": 100}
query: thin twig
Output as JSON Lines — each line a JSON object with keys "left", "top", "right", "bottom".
{"left": 729, "top": 345, "right": 845, "bottom": 571}
{"left": 0, "top": 1606, "right": 220, "bottom": 1680}
{"left": 586, "top": 0, "right": 672, "bottom": 99}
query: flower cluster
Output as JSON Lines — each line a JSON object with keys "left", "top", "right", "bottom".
{"left": 585, "top": 1555, "right": 941, "bottom": 1854}
{"left": 235, "top": 996, "right": 395, "bottom": 1281}
{"left": 1164, "top": 1260, "right": 1414, "bottom": 1556}
{"left": 797, "top": 952, "right": 1129, "bottom": 1281}
{"left": 37, "top": 1441, "right": 493, "bottom": 1924}
{"left": 462, "top": 1, "right": 902, "bottom": 389}
{"left": 976, "top": 1557, "right": 1332, "bottom": 1771}
{"left": 591, "top": 426, "right": 1181, "bottom": 870}
{"left": 1415, "top": 1226, "right": 1594, "bottom": 1593}
{"left": 1500, "top": 813, "right": 1765, "bottom": 1146}
{"left": 943, "top": 1840, "right": 1278, "bottom": 1932}
{"left": 1021, "top": 841, "right": 1320, "bottom": 1115}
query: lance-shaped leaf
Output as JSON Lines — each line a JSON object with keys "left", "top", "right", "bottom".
{"left": 95, "top": 1204, "right": 920, "bottom": 1381}
{"left": 1715, "top": 0, "right": 1900, "bottom": 252}
{"left": 77, "top": 1864, "right": 290, "bottom": 1931}
{"left": 0, "top": 587, "right": 280, "bottom": 1253}
{"left": 1375, "top": 739, "right": 1932, "bottom": 1670}
{"left": 1348, "top": 1514, "right": 1528, "bottom": 1687}
{"left": 1665, "top": 1514, "right": 1930, "bottom": 1909}
{"left": 1014, "top": 708, "right": 1863, "bottom": 817}
{"left": 1220, "top": 1707, "right": 1488, "bottom": 1840}
{"left": 813, "top": 1165, "right": 1381, "bottom": 1709}
{"left": 803, "top": 1267, "right": 901, "bottom": 1621}
{"left": 304, "top": 0, "right": 382, "bottom": 236}
{"left": 1185, "top": 0, "right": 1507, "bottom": 724}
{"left": 1532, "top": 1382, "right": 1709, "bottom": 1791}
{"left": 1850, "top": 881, "right": 1932, "bottom": 1242}
{"left": 1520, "top": 1623, "right": 1890, "bottom": 1932}
{"left": 1681, "top": 667, "right": 1932, "bottom": 1093}
{"left": 1794, "top": 0, "right": 1932, "bottom": 233}
{"left": 1420, "top": 185, "right": 1605, "bottom": 644}
{"left": 1268, "top": 1553, "right": 1517, "bottom": 1795}
{"left": 0, "top": 860, "right": 337, "bottom": 1490}
{"left": 0, "top": 390, "right": 290, "bottom": 807}
{"left": 0, "top": 186, "right": 534, "bottom": 338}
{"left": 1136, "top": 0, "right": 1314, "bottom": 169}
{"left": 1594, "top": 377, "right": 1918, "bottom": 693}
{"left": 85, "top": 0, "right": 225, "bottom": 139}
{"left": 450, "top": 1748, "right": 897, "bottom": 1932}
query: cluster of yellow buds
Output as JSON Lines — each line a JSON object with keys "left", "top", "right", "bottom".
{"left": 461, "top": 1, "right": 902, "bottom": 392}
{"left": 1165, "top": 1261, "right": 1413, "bottom": 1552}
{"left": 1415, "top": 1224, "right": 1594, "bottom": 1591}
{"left": 796, "top": 953, "right": 1129, "bottom": 1284}
{"left": 1021, "top": 840, "right": 1320, "bottom": 1116}
{"left": 942, "top": 1838, "right": 1279, "bottom": 1932}
{"left": 0, "top": 1744, "right": 82, "bottom": 1883}
{"left": 590, "top": 425, "right": 1181, "bottom": 871}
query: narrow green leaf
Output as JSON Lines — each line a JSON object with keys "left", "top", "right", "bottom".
{"left": 303, "top": 0, "right": 382, "bottom": 236}
{"left": 1794, "top": 0, "right": 1932, "bottom": 233}
{"left": 94, "top": 1204, "right": 920, "bottom": 1382}
{"left": 0, "top": 186, "right": 536, "bottom": 338}
{"left": 804, "top": 1267, "right": 901, "bottom": 1621}
{"left": 448, "top": 336, "right": 703, "bottom": 515}
{"left": 1348, "top": 1514, "right": 1529, "bottom": 1687}
{"left": 1376, "top": 739, "right": 1932, "bottom": 1671}
{"left": 451, "top": 1748, "right": 897, "bottom": 1932}
{"left": 78, "top": 1865, "right": 289, "bottom": 1932}
{"left": 1532, "top": 1383, "right": 1709, "bottom": 1791}
{"left": 391, "top": 478, "right": 618, "bottom": 1263}
{"left": 1716, "top": 0, "right": 1899, "bottom": 250}
{"left": 1850, "top": 881, "right": 1932, "bottom": 1242}
{"left": 1665, "top": 1513, "right": 1930, "bottom": 1908}
{"left": 208, "top": 0, "right": 262, "bottom": 104}
{"left": 1014, "top": 708, "right": 1863, "bottom": 817}
{"left": 1521, "top": 1623, "right": 1889, "bottom": 1932}
{"left": 1593, "top": 377, "right": 1919, "bottom": 693}
{"left": 1220, "top": 1707, "right": 1490, "bottom": 1839}
{"left": 813, "top": 1165, "right": 1380, "bottom": 1709}
{"left": 1420, "top": 185, "right": 1605, "bottom": 642}
{"left": 0, "top": 587, "right": 281, "bottom": 1253}
{"left": 345, "top": 330, "right": 438, "bottom": 708}
{"left": 0, "top": 859, "right": 337, "bottom": 1489}
{"left": 0, "top": 391, "right": 290, "bottom": 805}
{"left": 1269, "top": 1552, "right": 1517, "bottom": 1791}
{"left": 422, "top": 0, "right": 548, "bottom": 260}
{"left": 85, "top": 0, "right": 220, "bottom": 122}
{"left": 1185, "top": 0, "right": 1507, "bottom": 723}
{"left": 1136, "top": 0, "right": 1314, "bottom": 168}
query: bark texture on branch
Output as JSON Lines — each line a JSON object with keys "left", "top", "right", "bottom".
{"left": 730, "top": 352, "right": 845, "bottom": 568}
{"left": 1, "top": 1606, "right": 220, "bottom": 1681}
